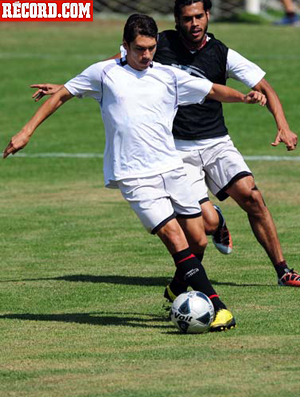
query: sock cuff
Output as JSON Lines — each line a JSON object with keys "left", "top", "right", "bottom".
{"left": 173, "top": 248, "right": 193, "bottom": 265}
{"left": 276, "top": 260, "right": 287, "bottom": 268}
{"left": 209, "top": 294, "right": 219, "bottom": 300}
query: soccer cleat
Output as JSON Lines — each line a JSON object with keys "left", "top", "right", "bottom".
{"left": 212, "top": 205, "right": 233, "bottom": 255}
{"left": 164, "top": 284, "right": 179, "bottom": 303}
{"left": 210, "top": 309, "right": 236, "bottom": 332}
{"left": 274, "top": 14, "right": 300, "bottom": 26}
{"left": 278, "top": 269, "right": 300, "bottom": 287}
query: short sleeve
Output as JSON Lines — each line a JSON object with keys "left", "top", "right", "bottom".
{"left": 64, "top": 62, "right": 103, "bottom": 101}
{"left": 174, "top": 67, "right": 213, "bottom": 106}
{"left": 226, "top": 49, "right": 266, "bottom": 88}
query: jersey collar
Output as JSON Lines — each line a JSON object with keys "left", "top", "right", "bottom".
{"left": 189, "top": 34, "right": 209, "bottom": 54}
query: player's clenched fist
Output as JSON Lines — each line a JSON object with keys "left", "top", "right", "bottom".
{"left": 243, "top": 91, "right": 267, "bottom": 106}
{"left": 3, "top": 130, "right": 31, "bottom": 159}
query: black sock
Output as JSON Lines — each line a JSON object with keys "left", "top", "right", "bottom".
{"left": 274, "top": 260, "right": 289, "bottom": 278}
{"left": 168, "top": 270, "right": 188, "bottom": 296}
{"left": 209, "top": 295, "right": 227, "bottom": 312}
{"left": 168, "top": 252, "right": 205, "bottom": 296}
{"left": 287, "top": 12, "right": 296, "bottom": 18}
{"left": 195, "top": 252, "right": 204, "bottom": 263}
{"left": 173, "top": 248, "right": 226, "bottom": 312}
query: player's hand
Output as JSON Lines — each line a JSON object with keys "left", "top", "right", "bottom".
{"left": 3, "top": 130, "right": 31, "bottom": 159}
{"left": 31, "top": 84, "right": 62, "bottom": 102}
{"left": 243, "top": 91, "right": 267, "bottom": 106}
{"left": 272, "top": 128, "right": 298, "bottom": 151}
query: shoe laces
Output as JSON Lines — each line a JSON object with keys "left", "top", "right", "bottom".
{"left": 282, "top": 268, "right": 300, "bottom": 281}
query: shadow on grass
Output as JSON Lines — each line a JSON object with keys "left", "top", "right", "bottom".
{"left": 0, "top": 274, "right": 169, "bottom": 286}
{"left": 210, "top": 279, "right": 275, "bottom": 288}
{"left": 0, "top": 311, "right": 174, "bottom": 329}
{"left": 0, "top": 274, "right": 274, "bottom": 288}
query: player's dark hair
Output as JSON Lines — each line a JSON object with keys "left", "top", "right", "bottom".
{"left": 123, "top": 14, "right": 158, "bottom": 44}
{"left": 174, "top": 0, "right": 212, "bottom": 19}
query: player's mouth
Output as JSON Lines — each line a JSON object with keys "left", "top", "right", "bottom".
{"left": 141, "top": 59, "right": 151, "bottom": 67}
{"left": 191, "top": 29, "right": 202, "bottom": 38}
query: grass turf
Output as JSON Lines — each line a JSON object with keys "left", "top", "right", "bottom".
{"left": 0, "top": 19, "right": 300, "bottom": 397}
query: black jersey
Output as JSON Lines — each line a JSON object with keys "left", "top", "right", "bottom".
{"left": 154, "top": 30, "right": 229, "bottom": 140}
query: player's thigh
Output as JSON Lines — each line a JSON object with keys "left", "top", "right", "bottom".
{"left": 226, "top": 175, "right": 265, "bottom": 212}
{"left": 162, "top": 167, "right": 202, "bottom": 217}
{"left": 117, "top": 175, "right": 176, "bottom": 234}
{"left": 203, "top": 139, "right": 252, "bottom": 201}
{"left": 179, "top": 149, "right": 209, "bottom": 202}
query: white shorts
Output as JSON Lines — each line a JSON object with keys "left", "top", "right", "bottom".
{"left": 117, "top": 168, "right": 202, "bottom": 234}
{"left": 178, "top": 138, "right": 252, "bottom": 202}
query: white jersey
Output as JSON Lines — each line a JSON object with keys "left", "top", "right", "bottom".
{"left": 65, "top": 59, "right": 213, "bottom": 188}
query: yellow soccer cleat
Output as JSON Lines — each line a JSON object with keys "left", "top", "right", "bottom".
{"left": 164, "top": 284, "right": 178, "bottom": 303}
{"left": 210, "top": 309, "right": 236, "bottom": 332}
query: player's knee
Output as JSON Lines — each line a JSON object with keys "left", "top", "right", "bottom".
{"left": 190, "top": 234, "right": 208, "bottom": 252}
{"left": 157, "top": 221, "right": 186, "bottom": 249}
{"left": 245, "top": 187, "right": 267, "bottom": 215}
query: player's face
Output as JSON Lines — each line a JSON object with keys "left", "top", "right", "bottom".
{"left": 124, "top": 35, "right": 157, "bottom": 71}
{"left": 176, "top": 2, "right": 210, "bottom": 49}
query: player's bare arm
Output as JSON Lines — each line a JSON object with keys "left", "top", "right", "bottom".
{"left": 253, "top": 78, "right": 298, "bottom": 151}
{"left": 208, "top": 84, "right": 267, "bottom": 106}
{"left": 3, "top": 87, "right": 73, "bottom": 159}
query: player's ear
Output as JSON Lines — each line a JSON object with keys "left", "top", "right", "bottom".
{"left": 123, "top": 40, "right": 129, "bottom": 51}
{"left": 206, "top": 11, "right": 210, "bottom": 21}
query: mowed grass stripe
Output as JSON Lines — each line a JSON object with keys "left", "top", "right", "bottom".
{"left": 9, "top": 153, "right": 300, "bottom": 161}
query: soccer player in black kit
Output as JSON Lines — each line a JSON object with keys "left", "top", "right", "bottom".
{"left": 158, "top": 0, "right": 300, "bottom": 297}
{"left": 30, "top": 1, "right": 300, "bottom": 304}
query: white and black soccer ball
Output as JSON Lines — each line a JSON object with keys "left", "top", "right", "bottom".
{"left": 171, "top": 291, "right": 215, "bottom": 334}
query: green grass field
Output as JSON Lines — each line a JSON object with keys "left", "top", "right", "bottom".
{"left": 0, "top": 18, "right": 300, "bottom": 397}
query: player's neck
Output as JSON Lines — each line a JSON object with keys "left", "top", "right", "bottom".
{"left": 180, "top": 33, "right": 208, "bottom": 52}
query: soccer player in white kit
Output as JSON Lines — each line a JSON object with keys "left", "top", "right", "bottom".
{"left": 32, "top": 2, "right": 300, "bottom": 293}
{"left": 3, "top": 14, "right": 266, "bottom": 331}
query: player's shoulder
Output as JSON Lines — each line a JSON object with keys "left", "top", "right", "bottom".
{"left": 92, "top": 58, "right": 121, "bottom": 74}
{"left": 84, "top": 58, "right": 117, "bottom": 71}
{"left": 159, "top": 29, "right": 178, "bottom": 39}
{"left": 158, "top": 30, "right": 179, "bottom": 47}
{"left": 80, "top": 59, "right": 120, "bottom": 80}
{"left": 152, "top": 61, "right": 177, "bottom": 72}
{"left": 206, "top": 33, "right": 228, "bottom": 50}
{"left": 152, "top": 62, "right": 191, "bottom": 80}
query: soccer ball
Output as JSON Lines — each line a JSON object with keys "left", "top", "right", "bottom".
{"left": 171, "top": 291, "right": 215, "bottom": 334}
